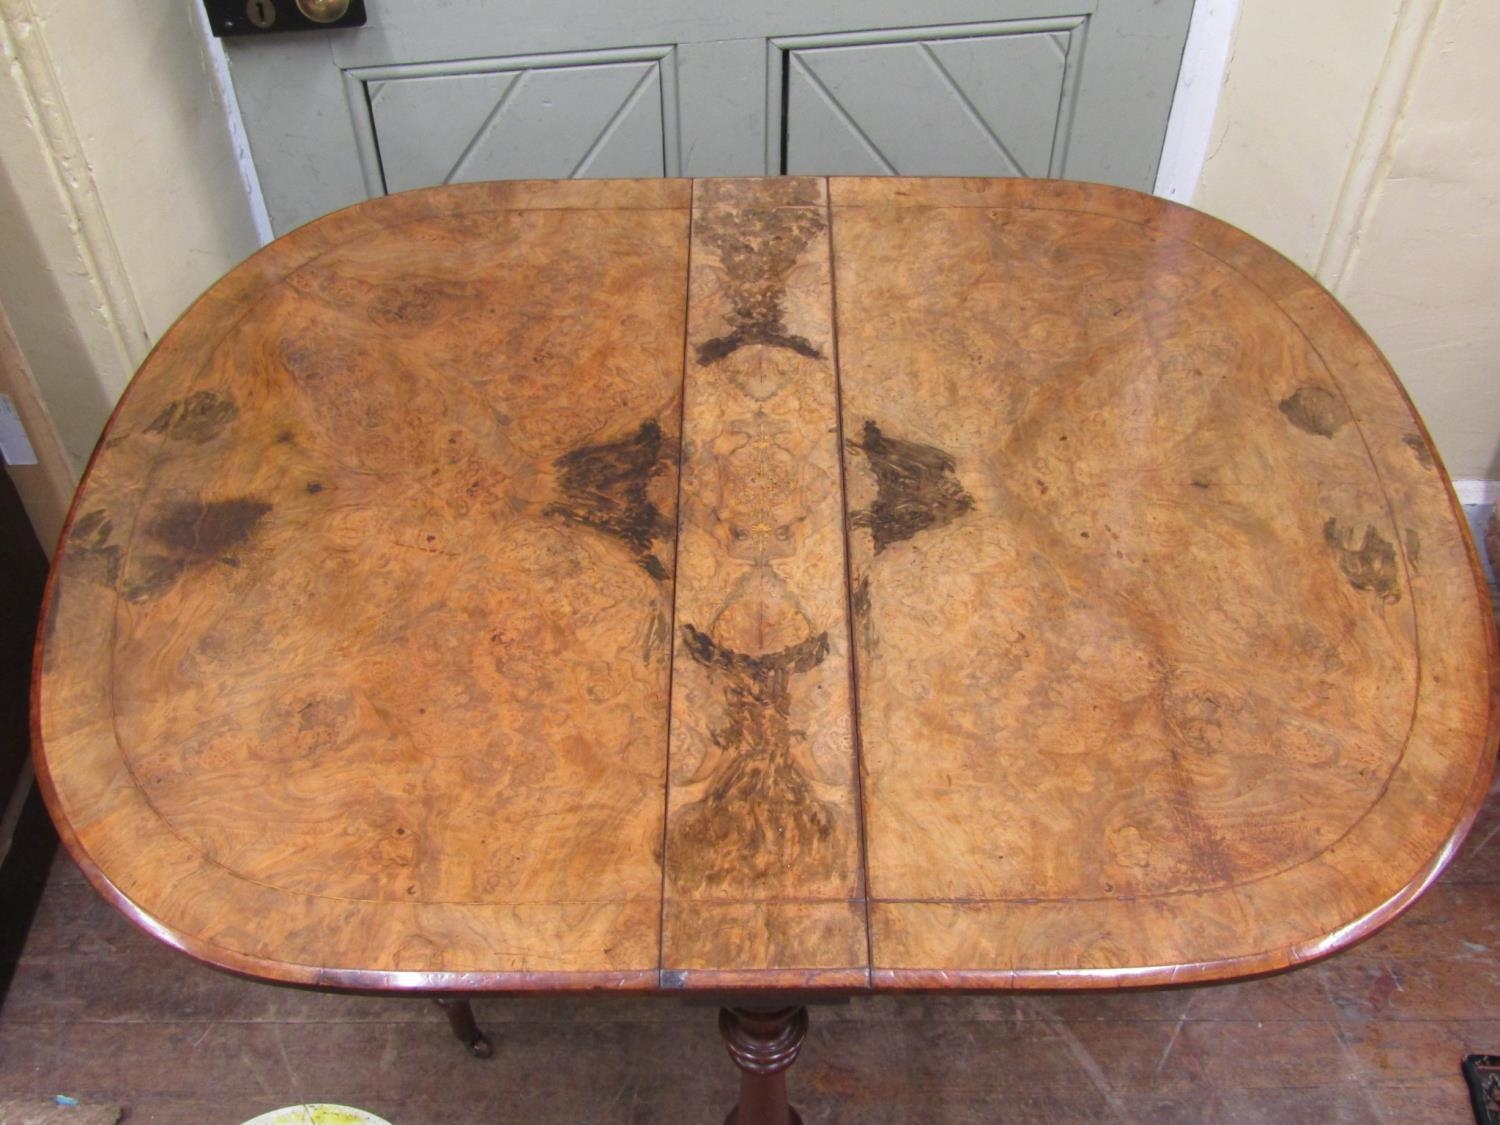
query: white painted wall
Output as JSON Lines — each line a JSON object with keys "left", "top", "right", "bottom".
{"left": 1188, "top": 0, "right": 1498, "bottom": 481}
{"left": 0, "top": 0, "right": 261, "bottom": 478}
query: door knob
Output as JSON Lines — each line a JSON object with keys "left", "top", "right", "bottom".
{"left": 296, "top": 0, "right": 348, "bottom": 21}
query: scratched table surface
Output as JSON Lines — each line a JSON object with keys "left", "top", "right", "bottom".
{"left": 33, "top": 177, "right": 1497, "bottom": 995}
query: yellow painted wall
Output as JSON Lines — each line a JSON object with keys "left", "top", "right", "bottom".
{"left": 1191, "top": 0, "right": 1403, "bottom": 272}
{"left": 1334, "top": 0, "right": 1500, "bottom": 482}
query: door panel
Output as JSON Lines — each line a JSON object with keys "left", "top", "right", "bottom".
{"left": 782, "top": 23, "right": 1080, "bottom": 177}
{"left": 223, "top": 0, "right": 1193, "bottom": 235}
{"left": 368, "top": 56, "right": 670, "bottom": 192}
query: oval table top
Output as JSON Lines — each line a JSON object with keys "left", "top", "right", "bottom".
{"left": 33, "top": 177, "right": 1497, "bottom": 995}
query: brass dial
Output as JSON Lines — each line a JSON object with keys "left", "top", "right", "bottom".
{"left": 295, "top": 0, "right": 349, "bottom": 23}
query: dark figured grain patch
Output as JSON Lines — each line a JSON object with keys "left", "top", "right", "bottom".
{"left": 682, "top": 622, "right": 829, "bottom": 682}
{"left": 1279, "top": 386, "right": 1350, "bottom": 438}
{"left": 121, "top": 555, "right": 189, "bottom": 603}
{"left": 667, "top": 625, "right": 836, "bottom": 893}
{"left": 546, "top": 419, "right": 674, "bottom": 580}
{"left": 141, "top": 393, "right": 239, "bottom": 444}
{"left": 61, "top": 508, "right": 123, "bottom": 588}
{"left": 120, "top": 498, "right": 273, "bottom": 602}
{"left": 168, "top": 392, "right": 239, "bottom": 444}
{"left": 144, "top": 403, "right": 178, "bottom": 434}
{"left": 1402, "top": 433, "right": 1435, "bottom": 470}
{"left": 1405, "top": 527, "right": 1421, "bottom": 567}
{"left": 1324, "top": 517, "right": 1401, "bottom": 603}
{"left": 851, "top": 573, "right": 871, "bottom": 623}
{"left": 849, "top": 420, "right": 974, "bottom": 553}
{"left": 695, "top": 205, "right": 826, "bottom": 366}
{"left": 147, "top": 498, "right": 273, "bottom": 560}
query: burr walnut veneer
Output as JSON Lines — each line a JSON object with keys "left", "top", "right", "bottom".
{"left": 33, "top": 178, "right": 1498, "bottom": 1119}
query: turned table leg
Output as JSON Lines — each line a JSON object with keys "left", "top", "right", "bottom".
{"left": 719, "top": 1005, "right": 808, "bottom": 1125}
{"left": 432, "top": 997, "right": 493, "bottom": 1059}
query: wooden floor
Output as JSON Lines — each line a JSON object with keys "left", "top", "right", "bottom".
{"left": 0, "top": 768, "right": 1492, "bottom": 1125}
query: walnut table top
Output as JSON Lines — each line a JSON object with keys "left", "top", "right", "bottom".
{"left": 34, "top": 177, "right": 1498, "bottom": 999}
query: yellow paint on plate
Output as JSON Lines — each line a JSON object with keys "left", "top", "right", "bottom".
{"left": 238, "top": 1106, "right": 393, "bottom": 1125}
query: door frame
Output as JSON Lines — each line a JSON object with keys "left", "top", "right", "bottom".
{"left": 1152, "top": 0, "right": 1242, "bottom": 201}
{"left": 0, "top": 302, "right": 74, "bottom": 557}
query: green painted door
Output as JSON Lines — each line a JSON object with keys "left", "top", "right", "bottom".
{"left": 224, "top": 0, "right": 1193, "bottom": 234}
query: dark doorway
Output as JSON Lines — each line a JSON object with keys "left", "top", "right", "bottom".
{"left": 0, "top": 464, "right": 56, "bottom": 1003}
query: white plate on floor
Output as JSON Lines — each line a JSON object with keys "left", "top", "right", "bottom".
{"left": 239, "top": 1107, "right": 393, "bottom": 1125}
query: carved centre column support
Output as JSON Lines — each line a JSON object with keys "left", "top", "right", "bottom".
{"left": 719, "top": 1005, "right": 809, "bottom": 1125}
